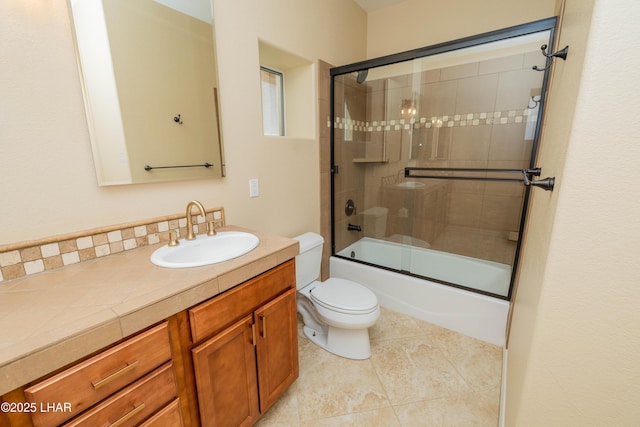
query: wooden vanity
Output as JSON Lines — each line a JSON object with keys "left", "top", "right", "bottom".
{"left": 0, "top": 228, "right": 299, "bottom": 427}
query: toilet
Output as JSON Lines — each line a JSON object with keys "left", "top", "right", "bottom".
{"left": 294, "top": 232, "right": 380, "bottom": 359}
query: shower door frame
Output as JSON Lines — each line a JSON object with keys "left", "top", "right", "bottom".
{"left": 329, "top": 17, "right": 559, "bottom": 301}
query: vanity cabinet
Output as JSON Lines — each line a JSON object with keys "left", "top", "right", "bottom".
{"left": 0, "top": 258, "right": 298, "bottom": 427}
{"left": 189, "top": 260, "right": 299, "bottom": 427}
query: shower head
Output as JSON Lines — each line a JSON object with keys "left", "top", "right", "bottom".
{"left": 356, "top": 69, "right": 368, "bottom": 84}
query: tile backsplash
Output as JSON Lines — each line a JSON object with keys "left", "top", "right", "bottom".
{"left": 0, "top": 207, "right": 225, "bottom": 283}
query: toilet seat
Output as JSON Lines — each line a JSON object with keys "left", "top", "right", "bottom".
{"left": 310, "top": 278, "right": 378, "bottom": 315}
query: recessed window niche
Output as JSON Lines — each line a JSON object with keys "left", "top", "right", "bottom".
{"left": 258, "top": 40, "right": 315, "bottom": 139}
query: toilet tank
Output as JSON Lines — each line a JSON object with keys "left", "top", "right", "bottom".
{"left": 293, "top": 232, "right": 324, "bottom": 290}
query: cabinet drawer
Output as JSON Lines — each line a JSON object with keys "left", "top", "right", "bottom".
{"left": 25, "top": 322, "right": 172, "bottom": 427}
{"left": 190, "top": 260, "right": 295, "bottom": 343}
{"left": 139, "top": 398, "right": 183, "bottom": 427}
{"left": 62, "top": 362, "right": 178, "bottom": 427}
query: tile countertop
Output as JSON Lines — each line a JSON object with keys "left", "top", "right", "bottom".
{"left": 0, "top": 226, "right": 299, "bottom": 395}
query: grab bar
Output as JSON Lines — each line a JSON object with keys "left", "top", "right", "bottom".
{"left": 405, "top": 167, "right": 554, "bottom": 191}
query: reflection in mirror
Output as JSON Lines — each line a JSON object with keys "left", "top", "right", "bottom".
{"left": 68, "top": 0, "right": 224, "bottom": 186}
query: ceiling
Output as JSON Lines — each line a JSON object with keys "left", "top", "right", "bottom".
{"left": 353, "top": 0, "right": 408, "bottom": 12}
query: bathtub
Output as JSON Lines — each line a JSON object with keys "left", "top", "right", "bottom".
{"left": 331, "top": 237, "right": 510, "bottom": 346}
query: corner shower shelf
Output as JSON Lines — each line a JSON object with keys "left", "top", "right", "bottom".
{"left": 352, "top": 157, "right": 388, "bottom": 163}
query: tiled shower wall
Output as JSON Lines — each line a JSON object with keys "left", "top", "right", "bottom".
{"left": 332, "top": 49, "right": 543, "bottom": 248}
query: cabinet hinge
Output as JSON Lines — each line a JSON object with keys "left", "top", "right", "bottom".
{"left": 331, "top": 165, "right": 339, "bottom": 174}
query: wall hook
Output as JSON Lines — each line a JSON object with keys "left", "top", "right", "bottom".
{"left": 173, "top": 114, "right": 183, "bottom": 124}
{"left": 533, "top": 44, "right": 569, "bottom": 71}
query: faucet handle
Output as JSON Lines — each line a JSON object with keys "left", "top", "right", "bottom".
{"left": 207, "top": 220, "right": 217, "bottom": 236}
{"left": 168, "top": 230, "right": 180, "bottom": 246}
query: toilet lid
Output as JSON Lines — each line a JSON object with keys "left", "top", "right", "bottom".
{"left": 310, "top": 278, "right": 378, "bottom": 314}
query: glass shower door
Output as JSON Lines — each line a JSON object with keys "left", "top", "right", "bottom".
{"left": 331, "top": 18, "right": 558, "bottom": 299}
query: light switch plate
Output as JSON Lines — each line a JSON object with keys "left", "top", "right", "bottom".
{"left": 249, "top": 179, "right": 259, "bottom": 197}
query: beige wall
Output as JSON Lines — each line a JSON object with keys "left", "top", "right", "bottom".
{"left": 0, "top": 0, "right": 365, "bottom": 245}
{"left": 366, "top": 0, "right": 556, "bottom": 58}
{"left": 506, "top": 0, "right": 640, "bottom": 424}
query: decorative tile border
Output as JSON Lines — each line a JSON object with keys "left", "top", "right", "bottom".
{"left": 332, "top": 107, "right": 538, "bottom": 132}
{"left": 0, "top": 207, "right": 226, "bottom": 283}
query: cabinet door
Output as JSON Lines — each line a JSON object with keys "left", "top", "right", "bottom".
{"left": 192, "top": 315, "right": 259, "bottom": 427}
{"left": 255, "top": 288, "right": 299, "bottom": 412}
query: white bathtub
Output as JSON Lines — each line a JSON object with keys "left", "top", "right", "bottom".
{"left": 332, "top": 237, "right": 510, "bottom": 346}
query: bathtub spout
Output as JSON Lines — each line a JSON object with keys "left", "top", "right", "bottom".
{"left": 347, "top": 223, "right": 362, "bottom": 232}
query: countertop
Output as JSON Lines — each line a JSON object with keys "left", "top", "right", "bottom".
{"left": 0, "top": 226, "right": 299, "bottom": 395}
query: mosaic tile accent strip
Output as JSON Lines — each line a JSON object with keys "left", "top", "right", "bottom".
{"left": 0, "top": 207, "right": 225, "bottom": 283}
{"left": 333, "top": 107, "right": 538, "bottom": 131}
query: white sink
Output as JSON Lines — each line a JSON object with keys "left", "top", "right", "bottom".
{"left": 151, "top": 231, "right": 260, "bottom": 268}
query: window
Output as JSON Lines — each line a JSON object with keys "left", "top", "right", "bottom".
{"left": 260, "top": 66, "right": 284, "bottom": 136}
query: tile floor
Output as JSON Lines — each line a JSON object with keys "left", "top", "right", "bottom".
{"left": 257, "top": 307, "right": 503, "bottom": 426}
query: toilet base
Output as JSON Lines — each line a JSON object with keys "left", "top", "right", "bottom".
{"left": 303, "top": 325, "right": 372, "bottom": 360}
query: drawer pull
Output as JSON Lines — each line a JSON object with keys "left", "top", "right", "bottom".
{"left": 261, "top": 316, "right": 267, "bottom": 338}
{"left": 91, "top": 360, "right": 139, "bottom": 390}
{"left": 109, "top": 401, "right": 145, "bottom": 427}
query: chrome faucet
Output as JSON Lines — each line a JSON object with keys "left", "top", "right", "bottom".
{"left": 185, "top": 200, "right": 207, "bottom": 240}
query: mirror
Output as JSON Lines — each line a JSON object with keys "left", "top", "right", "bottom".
{"left": 68, "top": 0, "right": 224, "bottom": 186}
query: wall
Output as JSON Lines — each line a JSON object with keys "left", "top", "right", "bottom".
{"left": 366, "top": 0, "right": 556, "bottom": 58}
{"left": 505, "top": 0, "right": 640, "bottom": 424}
{"left": 0, "top": 0, "right": 366, "bottom": 245}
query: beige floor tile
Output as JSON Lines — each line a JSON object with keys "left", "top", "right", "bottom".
{"left": 295, "top": 335, "right": 390, "bottom": 421}
{"left": 370, "top": 335, "right": 470, "bottom": 405}
{"left": 300, "top": 407, "right": 401, "bottom": 427}
{"left": 436, "top": 331, "right": 503, "bottom": 391}
{"left": 393, "top": 390, "right": 500, "bottom": 426}
{"left": 369, "top": 307, "right": 426, "bottom": 342}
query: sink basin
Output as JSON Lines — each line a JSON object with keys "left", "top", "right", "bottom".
{"left": 395, "top": 181, "right": 426, "bottom": 188}
{"left": 151, "top": 231, "right": 260, "bottom": 268}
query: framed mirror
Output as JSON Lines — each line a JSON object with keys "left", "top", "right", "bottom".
{"left": 68, "top": 0, "right": 224, "bottom": 186}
